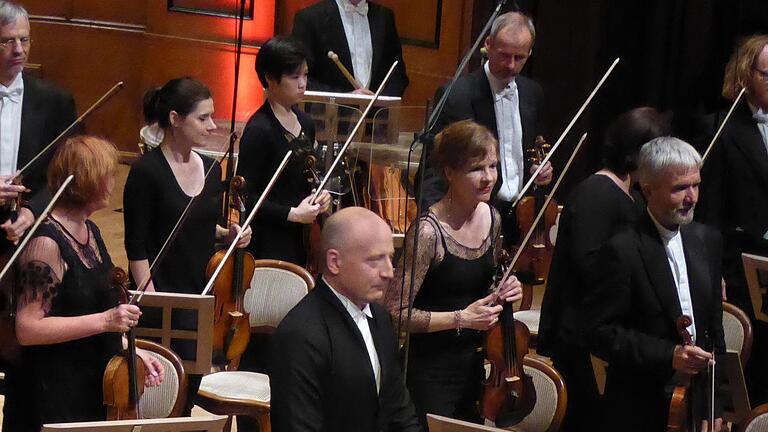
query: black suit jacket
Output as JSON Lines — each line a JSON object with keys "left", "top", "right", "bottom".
{"left": 270, "top": 279, "right": 422, "bottom": 432}
{"left": 292, "top": 0, "right": 409, "bottom": 97}
{"left": 17, "top": 74, "right": 76, "bottom": 215}
{"left": 419, "top": 68, "right": 544, "bottom": 208}
{"left": 585, "top": 214, "right": 725, "bottom": 431}
{"left": 697, "top": 104, "right": 768, "bottom": 305}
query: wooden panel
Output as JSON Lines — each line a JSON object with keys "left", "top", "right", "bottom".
{"left": 378, "top": 0, "right": 441, "bottom": 48}
{"left": 21, "top": 0, "right": 71, "bottom": 18}
{"left": 168, "top": 0, "right": 254, "bottom": 19}
{"left": 71, "top": 0, "right": 146, "bottom": 27}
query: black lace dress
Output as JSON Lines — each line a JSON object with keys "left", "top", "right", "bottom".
{"left": 385, "top": 205, "right": 501, "bottom": 426}
{"left": 2, "top": 219, "right": 121, "bottom": 432}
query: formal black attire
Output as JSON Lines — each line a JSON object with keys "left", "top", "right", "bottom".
{"left": 538, "top": 174, "right": 642, "bottom": 431}
{"left": 697, "top": 103, "right": 768, "bottom": 405}
{"left": 585, "top": 213, "right": 726, "bottom": 432}
{"left": 2, "top": 219, "right": 120, "bottom": 432}
{"left": 238, "top": 102, "right": 315, "bottom": 266}
{"left": 269, "top": 278, "right": 422, "bottom": 432}
{"left": 420, "top": 69, "right": 543, "bottom": 243}
{"left": 291, "top": 0, "right": 409, "bottom": 97}
{"left": 123, "top": 148, "right": 222, "bottom": 414}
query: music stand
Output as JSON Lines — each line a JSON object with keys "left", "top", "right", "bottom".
{"left": 41, "top": 415, "right": 227, "bottom": 432}
{"left": 742, "top": 253, "right": 768, "bottom": 323}
{"left": 131, "top": 291, "right": 214, "bottom": 375}
{"left": 426, "top": 414, "right": 521, "bottom": 432}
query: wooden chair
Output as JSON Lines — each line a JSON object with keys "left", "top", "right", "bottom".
{"left": 196, "top": 260, "right": 314, "bottom": 432}
{"left": 736, "top": 402, "right": 768, "bottom": 432}
{"left": 483, "top": 355, "right": 568, "bottom": 431}
{"left": 722, "top": 302, "right": 753, "bottom": 366}
{"left": 136, "top": 339, "right": 189, "bottom": 418}
{"left": 742, "top": 253, "right": 768, "bottom": 323}
{"left": 428, "top": 414, "right": 511, "bottom": 432}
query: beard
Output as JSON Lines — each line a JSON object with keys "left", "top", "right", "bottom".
{"left": 668, "top": 204, "right": 695, "bottom": 226}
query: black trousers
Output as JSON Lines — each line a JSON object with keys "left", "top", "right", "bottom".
{"left": 551, "top": 342, "right": 601, "bottom": 431}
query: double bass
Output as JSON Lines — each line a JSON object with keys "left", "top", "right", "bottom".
{"left": 206, "top": 176, "right": 255, "bottom": 369}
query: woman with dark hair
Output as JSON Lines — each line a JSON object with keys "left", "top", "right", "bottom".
{"left": 3, "top": 136, "right": 163, "bottom": 432}
{"left": 122, "top": 77, "right": 251, "bottom": 414}
{"left": 382, "top": 119, "right": 522, "bottom": 427}
{"left": 537, "top": 107, "right": 670, "bottom": 431}
{"left": 238, "top": 35, "right": 331, "bottom": 266}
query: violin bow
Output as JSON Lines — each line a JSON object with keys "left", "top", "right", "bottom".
{"left": 16, "top": 82, "right": 124, "bottom": 178}
{"left": 512, "top": 58, "right": 619, "bottom": 207}
{"left": 702, "top": 87, "right": 746, "bottom": 163}
{"left": 201, "top": 150, "right": 293, "bottom": 295}
{"left": 310, "top": 61, "right": 399, "bottom": 204}
{"left": 497, "top": 133, "right": 587, "bottom": 288}
{"left": 0, "top": 175, "right": 74, "bottom": 283}
{"left": 129, "top": 138, "right": 235, "bottom": 305}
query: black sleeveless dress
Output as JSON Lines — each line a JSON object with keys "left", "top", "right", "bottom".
{"left": 2, "top": 220, "right": 121, "bottom": 432}
{"left": 406, "top": 209, "right": 498, "bottom": 424}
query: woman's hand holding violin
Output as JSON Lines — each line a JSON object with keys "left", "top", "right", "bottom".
{"left": 289, "top": 191, "right": 332, "bottom": 224}
{"left": 103, "top": 304, "right": 141, "bottom": 333}
{"left": 460, "top": 293, "right": 504, "bottom": 330}
{"left": 497, "top": 275, "right": 523, "bottom": 304}
{"left": 228, "top": 223, "right": 252, "bottom": 248}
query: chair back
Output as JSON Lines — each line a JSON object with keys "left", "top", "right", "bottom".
{"left": 137, "top": 339, "right": 188, "bottom": 418}
{"left": 482, "top": 355, "right": 567, "bottom": 432}
{"left": 738, "top": 403, "right": 768, "bottom": 432}
{"left": 722, "top": 301, "right": 753, "bottom": 365}
{"left": 244, "top": 259, "right": 314, "bottom": 330}
{"left": 427, "top": 414, "right": 506, "bottom": 432}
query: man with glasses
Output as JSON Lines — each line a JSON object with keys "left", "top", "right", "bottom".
{"left": 0, "top": 1, "right": 76, "bottom": 247}
{"left": 698, "top": 34, "right": 768, "bottom": 407}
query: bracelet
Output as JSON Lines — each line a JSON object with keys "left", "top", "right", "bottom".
{"left": 454, "top": 310, "right": 462, "bottom": 336}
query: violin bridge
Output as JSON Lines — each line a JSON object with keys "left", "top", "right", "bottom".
{"left": 505, "top": 376, "right": 521, "bottom": 383}
{"left": 228, "top": 311, "right": 244, "bottom": 318}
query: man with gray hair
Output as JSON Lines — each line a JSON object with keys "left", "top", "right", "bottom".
{"left": 421, "top": 11, "right": 551, "bottom": 246}
{"left": 0, "top": 1, "right": 76, "bottom": 247}
{"left": 585, "top": 137, "right": 726, "bottom": 431}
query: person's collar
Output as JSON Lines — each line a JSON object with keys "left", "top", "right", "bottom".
{"left": 483, "top": 61, "right": 515, "bottom": 95}
{"left": 323, "top": 276, "right": 373, "bottom": 320}
{"left": 336, "top": 0, "right": 368, "bottom": 15}
{"left": 748, "top": 101, "right": 768, "bottom": 124}
{"left": 0, "top": 72, "right": 24, "bottom": 101}
{"left": 647, "top": 208, "right": 679, "bottom": 242}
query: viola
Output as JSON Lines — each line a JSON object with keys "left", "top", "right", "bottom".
{"left": 667, "top": 315, "right": 695, "bottom": 432}
{"left": 514, "top": 136, "right": 558, "bottom": 286}
{"left": 206, "top": 176, "right": 254, "bottom": 369}
{"left": 482, "top": 251, "right": 536, "bottom": 427}
{"left": 103, "top": 266, "right": 146, "bottom": 420}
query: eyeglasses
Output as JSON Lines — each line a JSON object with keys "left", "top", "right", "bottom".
{"left": 754, "top": 67, "right": 768, "bottom": 82}
{"left": 0, "top": 37, "right": 31, "bottom": 50}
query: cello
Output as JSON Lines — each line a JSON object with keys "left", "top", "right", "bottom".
{"left": 483, "top": 133, "right": 588, "bottom": 427}
{"left": 205, "top": 175, "right": 255, "bottom": 369}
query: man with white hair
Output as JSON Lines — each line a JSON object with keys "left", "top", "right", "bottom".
{"left": 0, "top": 1, "right": 76, "bottom": 247}
{"left": 585, "top": 137, "right": 726, "bottom": 431}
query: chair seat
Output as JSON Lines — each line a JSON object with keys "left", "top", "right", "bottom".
{"left": 513, "top": 309, "right": 540, "bottom": 334}
{"left": 199, "top": 371, "right": 271, "bottom": 404}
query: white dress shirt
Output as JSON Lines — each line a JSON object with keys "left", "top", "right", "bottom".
{"left": 0, "top": 73, "right": 24, "bottom": 176}
{"left": 335, "top": 0, "right": 373, "bottom": 89}
{"left": 749, "top": 103, "right": 768, "bottom": 158}
{"left": 484, "top": 62, "right": 524, "bottom": 202}
{"left": 324, "top": 276, "right": 381, "bottom": 393}
{"left": 649, "top": 211, "right": 697, "bottom": 343}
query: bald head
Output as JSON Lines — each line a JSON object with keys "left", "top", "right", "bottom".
{"left": 321, "top": 207, "right": 394, "bottom": 308}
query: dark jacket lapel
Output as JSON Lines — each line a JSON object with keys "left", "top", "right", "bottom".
{"left": 316, "top": 278, "right": 380, "bottom": 399}
{"left": 637, "top": 214, "right": 683, "bottom": 323}
{"left": 729, "top": 105, "right": 768, "bottom": 190}
{"left": 18, "top": 74, "right": 40, "bottom": 167}
{"left": 323, "top": 0, "right": 354, "bottom": 77}
{"left": 367, "top": 3, "right": 383, "bottom": 86}
{"left": 470, "top": 69, "right": 498, "bottom": 137}
{"left": 680, "top": 224, "right": 713, "bottom": 346}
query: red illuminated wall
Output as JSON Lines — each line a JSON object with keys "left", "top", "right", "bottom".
{"left": 23, "top": 0, "right": 276, "bottom": 154}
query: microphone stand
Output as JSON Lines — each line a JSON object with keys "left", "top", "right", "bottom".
{"left": 398, "top": 0, "right": 508, "bottom": 377}
{"left": 223, "top": 0, "right": 248, "bottom": 213}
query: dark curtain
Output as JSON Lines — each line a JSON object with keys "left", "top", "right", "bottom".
{"left": 470, "top": 0, "right": 768, "bottom": 197}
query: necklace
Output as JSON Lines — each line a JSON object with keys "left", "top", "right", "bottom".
{"left": 49, "top": 216, "right": 99, "bottom": 266}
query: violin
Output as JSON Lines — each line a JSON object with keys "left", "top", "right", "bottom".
{"left": 514, "top": 136, "right": 558, "bottom": 286}
{"left": 103, "top": 266, "right": 146, "bottom": 420}
{"left": 206, "top": 176, "right": 254, "bottom": 369}
{"left": 667, "top": 315, "right": 695, "bottom": 432}
{"left": 482, "top": 251, "right": 536, "bottom": 427}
